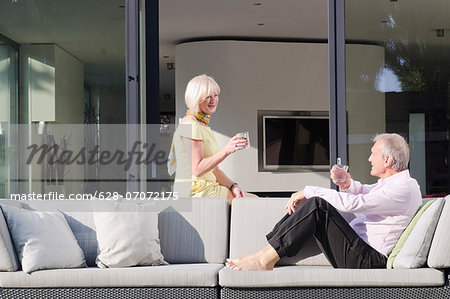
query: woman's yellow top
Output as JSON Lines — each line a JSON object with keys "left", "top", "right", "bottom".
{"left": 172, "top": 120, "right": 230, "bottom": 198}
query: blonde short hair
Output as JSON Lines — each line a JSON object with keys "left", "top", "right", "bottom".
{"left": 372, "top": 133, "right": 409, "bottom": 171}
{"left": 185, "top": 74, "right": 220, "bottom": 112}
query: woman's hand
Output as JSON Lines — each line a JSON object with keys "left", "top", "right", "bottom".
{"left": 330, "top": 165, "right": 351, "bottom": 189}
{"left": 231, "top": 184, "right": 244, "bottom": 198}
{"left": 285, "top": 190, "right": 307, "bottom": 215}
{"left": 224, "top": 135, "right": 248, "bottom": 155}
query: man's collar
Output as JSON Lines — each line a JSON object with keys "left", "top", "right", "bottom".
{"left": 379, "top": 169, "right": 409, "bottom": 183}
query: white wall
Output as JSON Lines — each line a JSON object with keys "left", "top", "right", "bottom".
{"left": 55, "top": 46, "right": 84, "bottom": 124}
{"left": 175, "top": 41, "right": 331, "bottom": 192}
{"left": 21, "top": 44, "right": 84, "bottom": 124}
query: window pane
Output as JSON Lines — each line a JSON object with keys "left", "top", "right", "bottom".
{"left": 0, "top": 0, "right": 127, "bottom": 196}
{"left": 158, "top": 1, "right": 330, "bottom": 195}
{"left": 345, "top": 0, "right": 450, "bottom": 194}
{"left": 0, "top": 42, "right": 18, "bottom": 197}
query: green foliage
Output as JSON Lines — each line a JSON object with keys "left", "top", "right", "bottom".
{"left": 386, "top": 41, "right": 450, "bottom": 92}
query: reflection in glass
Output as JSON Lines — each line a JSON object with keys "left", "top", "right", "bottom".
{"left": 0, "top": 43, "right": 18, "bottom": 197}
{"left": 0, "top": 0, "right": 127, "bottom": 196}
{"left": 346, "top": 0, "right": 450, "bottom": 194}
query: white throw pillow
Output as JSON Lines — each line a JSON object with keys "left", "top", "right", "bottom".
{"left": 93, "top": 202, "right": 166, "bottom": 268}
{"left": 393, "top": 198, "right": 445, "bottom": 269}
{"left": 428, "top": 196, "right": 450, "bottom": 268}
{"left": 1, "top": 204, "right": 86, "bottom": 274}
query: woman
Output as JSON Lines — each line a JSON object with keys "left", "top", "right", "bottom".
{"left": 168, "top": 74, "right": 255, "bottom": 203}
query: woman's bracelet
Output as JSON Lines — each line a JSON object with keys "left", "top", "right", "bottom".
{"left": 229, "top": 182, "right": 238, "bottom": 191}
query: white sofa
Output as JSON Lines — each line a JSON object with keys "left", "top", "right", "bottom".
{"left": 0, "top": 196, "right": 448, "bottom": 299}
{"left": 220, "top": 197, "right": 450, "bottom": 298}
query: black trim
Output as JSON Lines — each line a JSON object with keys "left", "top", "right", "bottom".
{"left": 145, "top": 0, "right": 160, "bottom": 124}
{"left": 126, "top": 0, "right": 140, "bottom": 124}
{"left": 328, "top": 0, "right": 347, "bottom": 189}
{"left": 144, "top": 0, "right": 161, "bottom": 194}
{"left": 335, "top": 0, "right": 347, "bottom": 169}
{"left": 126, "top": 0, "right": 140, "bottom": 193}
{"left": 251, "top": 191, "right": 295, "bottom": 198}
{"left": 179, "top": 37, "right": 328, "bottom": 45}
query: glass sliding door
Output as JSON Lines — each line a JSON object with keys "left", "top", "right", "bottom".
{"left": 0, "top": 41, "right": 18, "bottom": 198}
{"left": 0, "top": 0, "right": 134, "bottom": 197}
{"left": 345, "top": 0, "right": 450, "bottom": 194}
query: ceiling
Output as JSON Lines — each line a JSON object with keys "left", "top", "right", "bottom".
{"left": 0, "top": 0, "right": 449, "bottom": 92}
{"left": 0, "top": 0, "right": 126, "bottom": 86}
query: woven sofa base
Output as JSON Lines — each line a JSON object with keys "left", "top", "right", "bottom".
{"left": 0, "top": 287, "right": 219, "bottom": 299}
{"left": 221, "top": 286, "right": 450, "bottom": 299}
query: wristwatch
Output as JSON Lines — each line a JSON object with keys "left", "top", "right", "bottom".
{"left": 229, "top": 182, "right": 238, "bottom": 191}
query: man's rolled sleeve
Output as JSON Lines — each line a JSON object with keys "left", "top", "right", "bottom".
{"left": 304, "top": 186, "right": 318, "bottom": 199}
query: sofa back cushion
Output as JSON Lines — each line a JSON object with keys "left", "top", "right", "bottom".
{"left": 0, "top": 200, "right": 21, "bottom": 271}
{"left": 386, "top": 199, "right": 435, "bottom": 269}
{"left": 1, "top": 204, "right": 86, "bottom": 274}
{"left": 20, "top": 198, "right": 230, "bottom": 265}
{"left": 158, "top": 197, "right": 229, "bottom": 264}
{"left": 230, "top": 197, "right": 331, "bottom": 266}
{"left": 428, "top": 195, "right": 450, "bottom": 268}
{"left": 19, "top": 201, "right": 98, "bottom": 266}
{"left": 393, "top": 198, "right": 444, "bottom": 268}
{"left": 92, "top": 201, "right": 166, "bottom": 268}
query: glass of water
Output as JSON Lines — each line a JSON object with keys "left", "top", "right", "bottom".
{"left": 334, "top": 158, "right": 348, "bottom": 182}
{"left": 237, "top": 131, "right": 250, "bottom": 149}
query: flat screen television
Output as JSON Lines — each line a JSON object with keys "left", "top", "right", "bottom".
{"left": 258, "top": 111, "right": 329, "bottom": 172}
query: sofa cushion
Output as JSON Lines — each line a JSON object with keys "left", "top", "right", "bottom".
{"left": 1, "top": 204, "right": 86, "bottom": 274}
{"left": 230, "top": 198, "right": 330, "bottom": 266}
{"left": 158, "top": 197, "right": 229, "bottom": 264}
{"left": 219, "top": 266, "right": 445, "bottom": 288}
{"left": 93, "top": 201, "right": 166, "bottom": 268}
{"left": 18, "top": 198, "right": 230, "bottom": 265}
{"left": 393, "top": 198, "right": 444, "bottom": 268}
{"left": 428, "top": 195, "right": 450, "bottom": 268}
{"left": 19, "top": 201, "right": 98, "bottom": 266}
{"left": 62, "top": 211, "right": 97, "bottom": 266}
{"left": 0, "top": 264, "right": 224, "bottom": 288}
{"left": 386, "top": 199, "right": 435, "bottom": 269}
{"left": 0, "top": 201, "right": 21, "bottom": 272}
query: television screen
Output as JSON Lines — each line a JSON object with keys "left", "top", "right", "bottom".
{"left": 261, "top": 113, "right": 329, "bottom": 171}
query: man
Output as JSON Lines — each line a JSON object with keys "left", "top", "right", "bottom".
{"left": 226, "top": 133, "right": 422, "bottom": 270}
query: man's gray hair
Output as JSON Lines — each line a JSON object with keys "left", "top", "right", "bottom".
{"left": 372, "top": 133, "right": 409, "bottom": 171}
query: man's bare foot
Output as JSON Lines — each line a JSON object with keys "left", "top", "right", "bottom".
{"left": 225, "top": 245, "right": 280, "bottom": 271}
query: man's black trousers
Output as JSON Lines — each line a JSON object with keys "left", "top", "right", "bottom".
{"left": 266, "top": 197, "right": 387, "bottom": 268}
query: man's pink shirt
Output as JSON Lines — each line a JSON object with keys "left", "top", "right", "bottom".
{"left": 304, "top": 170, "right": 422, "bottom": 257}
